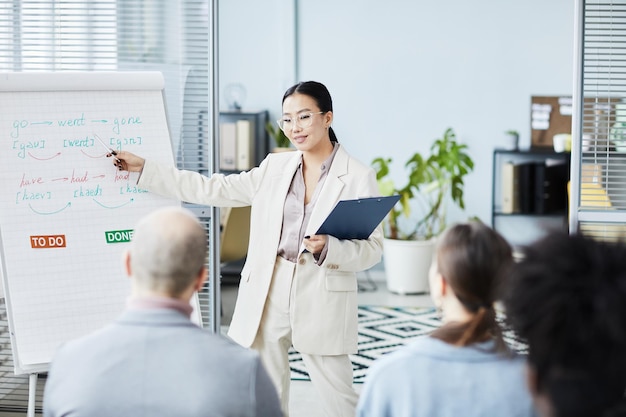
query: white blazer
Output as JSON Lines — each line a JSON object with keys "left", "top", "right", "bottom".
{"left": 138, "top": 145, "right": 383, "bottom": 355}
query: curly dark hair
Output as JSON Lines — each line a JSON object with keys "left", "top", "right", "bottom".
{"left": 504, "top": 232, "right": 626, "bottom": 417}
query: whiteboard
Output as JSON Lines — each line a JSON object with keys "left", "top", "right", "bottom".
{"left": 0, "top": 72, "right": 181, "bottom": 374}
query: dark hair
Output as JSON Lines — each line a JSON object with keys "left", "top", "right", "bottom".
{"left": 504, "top": 232, "right": 626, "bottom": 416}
{"left": 282, "top": 81, "right": 338, "bottom": 143}
{"left": 430, "top": 221, "right": 512, "bottom": 351}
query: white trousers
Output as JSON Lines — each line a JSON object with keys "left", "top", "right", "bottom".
{"left": 251, "top": 256, "right": 358, "bottom": 417}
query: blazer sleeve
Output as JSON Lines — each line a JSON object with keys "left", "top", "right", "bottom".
{"left": 137, "top": 159, "right": 268, "bottom": 207}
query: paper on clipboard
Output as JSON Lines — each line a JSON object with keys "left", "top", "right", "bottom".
{"left": 315, "top": 195, "right": 400, "bottom": 240}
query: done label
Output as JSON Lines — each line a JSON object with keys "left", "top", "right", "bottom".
{"left": 105, "top": 229, "right": 133, "bottom": 244}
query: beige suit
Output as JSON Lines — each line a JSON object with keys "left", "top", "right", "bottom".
{"left": 138, "top": 145, "right": 383, "bottom": 415}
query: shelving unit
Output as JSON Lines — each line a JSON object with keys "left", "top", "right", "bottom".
{"left": 214, "top": 110, "right": 268, "bottom": 280}
{"left": 218, "top": 110, "right": 269, "bottom": 173}
{"left": 492, "top": 148, "right": 570, "bottom": 248}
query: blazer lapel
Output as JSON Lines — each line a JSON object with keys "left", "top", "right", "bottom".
{"left": 271, "top": 151, "right": 302, "bottom": 201}
{"left": 305, "top": 146, "right": 349, "bottom": 236}
{"left": 264, "top": 152, "right": 303, "bottom": 244}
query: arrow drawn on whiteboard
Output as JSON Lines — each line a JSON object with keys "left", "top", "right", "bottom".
{"left": 81, "top": 149, "right": 109, "bottom": 159}
{"left": 91, "top": 119, "right": 108, "bottom": 123}
{"left": 28, "top": 151, "right": 61, "bottom": 160}
{"left": 92, "top": 198, "right": 134, "bottom": 209}
{"left": 29, "top": 202, "right": 71, "bottom": 215}
{"left": 51, "top": 177, "right": 69, "bottom": 182}
{"left": 92, "top": 174, "right": 106, "bottom": 179}
{"left": 30, "top": 121, "right": 53, "bottom": 125}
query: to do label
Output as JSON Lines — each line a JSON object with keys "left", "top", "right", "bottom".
{"left": 30, "top": 235, "right": 66, "bottom": 249}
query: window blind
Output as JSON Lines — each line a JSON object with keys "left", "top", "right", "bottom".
{"left": 0, "top": 2, "right": 215, "bottom": 411}
{"left": 572, "top": 0, "right": 626, "bottom": 241}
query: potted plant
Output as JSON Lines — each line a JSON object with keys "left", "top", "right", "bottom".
{"left": 265, "top": 121, "right": 293, "bottom": 152}
{"left": 372, "top": 127, "right": 474, "bottom": 293}
{"left": 504, "top": 129, "right": 519, "bottom": 150}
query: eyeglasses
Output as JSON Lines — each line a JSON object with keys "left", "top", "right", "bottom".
{"left": 277, "top": 112, "right": 325, "bottom": 131}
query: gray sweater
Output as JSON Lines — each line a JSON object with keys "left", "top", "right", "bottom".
{"left": 43, "top": 308, "right": 282, "bottom": 417}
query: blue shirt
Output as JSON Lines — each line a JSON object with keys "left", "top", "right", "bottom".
{"left": 357, "top": 336, "right": 537, "bottom": 417}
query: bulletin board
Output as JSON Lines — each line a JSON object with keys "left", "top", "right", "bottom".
{"left": 0, "top": 72, "right": 181, "bottom": 374}
{"left": 530, "top": 96, "right": 573, "bottom": 148}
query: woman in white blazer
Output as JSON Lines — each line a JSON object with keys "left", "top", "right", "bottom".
{"left": 112, "top": 81, "right": 383, "bottom": 417}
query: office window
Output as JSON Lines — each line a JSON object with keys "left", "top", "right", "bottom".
{"left": 0, "top": 1, "right": 117, "bottom": 71}
{"left": 572, "top": 0, "right": 626, "bottom": 240}
{"left": 0, "top": 0, "right": 210, "bottom": 168}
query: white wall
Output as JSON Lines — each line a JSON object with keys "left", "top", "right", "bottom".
{"left": 218, "top": 0, "right": 296, "bottom": 113}
{"left": 219, "top": 0, "right": 574, "bottom": 226}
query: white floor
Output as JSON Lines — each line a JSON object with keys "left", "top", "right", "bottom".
{"left": 221, "top": 269, "right": 434, "bottom": 417}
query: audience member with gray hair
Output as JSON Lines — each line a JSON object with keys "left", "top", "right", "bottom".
{"left": 43, "top": 207, "right": 282, "bottom": 417}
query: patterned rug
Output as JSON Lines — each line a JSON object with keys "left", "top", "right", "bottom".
{"left": 288, "top": 305, "right": 527, "bottom": 383}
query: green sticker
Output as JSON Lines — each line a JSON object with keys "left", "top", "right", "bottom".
{"left": 105, "top": 229, "right": 134, "bottom": 244}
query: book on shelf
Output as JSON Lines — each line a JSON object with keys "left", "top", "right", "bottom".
{"left": 235, "top": 119, "right": 253, "bottom": 170}
{"left": 219, "top": 122, "right": 237, "bottom": 170}
{"left": 501, "top": 161, "right": 521, "bottom": 214}
{"left": 533, "top": 159, "right": 569, "bottom": 214}
{"left": 501, "top": 161, "right": 536, "bottom": 214}
{"left": 518, "top": 162, "right": 536, "bottom": 214}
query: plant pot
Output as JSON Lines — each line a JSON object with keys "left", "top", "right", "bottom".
{"left": 504, "top": 133, "right": 519, "bottom": 150}
{"left": 382, "top": 237, "right": 435, "bottom": 294}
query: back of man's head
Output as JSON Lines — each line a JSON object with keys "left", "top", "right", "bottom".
{"left": 128, "top": 207, "right": 207, "bottom": 298}
{"left": 504, "top": 232, "right": 626, "bottom": 417}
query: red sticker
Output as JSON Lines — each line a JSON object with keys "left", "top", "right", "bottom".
{"left": 30, "top": 235, "right": 66, "bottom": 248}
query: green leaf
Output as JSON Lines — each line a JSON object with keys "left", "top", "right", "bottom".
{"left": 370, "top": 127, "right": 475, "bottom": 240}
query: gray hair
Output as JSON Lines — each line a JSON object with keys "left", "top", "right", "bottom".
{"left": 129, "top": 207, "right": 207, "bottom": 297}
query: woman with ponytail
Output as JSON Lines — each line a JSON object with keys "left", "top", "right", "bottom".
{"left": 357, "top": 221, "right": 536, "bottom": 417}
{"left": 112, "top": 81, "right": 382, "bottom": 417}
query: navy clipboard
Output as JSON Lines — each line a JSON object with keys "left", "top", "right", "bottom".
{"left": 315, "top": 195, "right": 400, "bottom": 240}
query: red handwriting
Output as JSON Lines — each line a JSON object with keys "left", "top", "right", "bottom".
{"left": 19, "top": 174, "right": 44, "bottom": 188}
{"left": 28, "top": 151, "right": 61, "bottom": 161}
{"left": 70, "top": 170, "right": 89, "bottom": 184}
{"left": 114, "top": 171, "right": 130, "bottom": 182}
